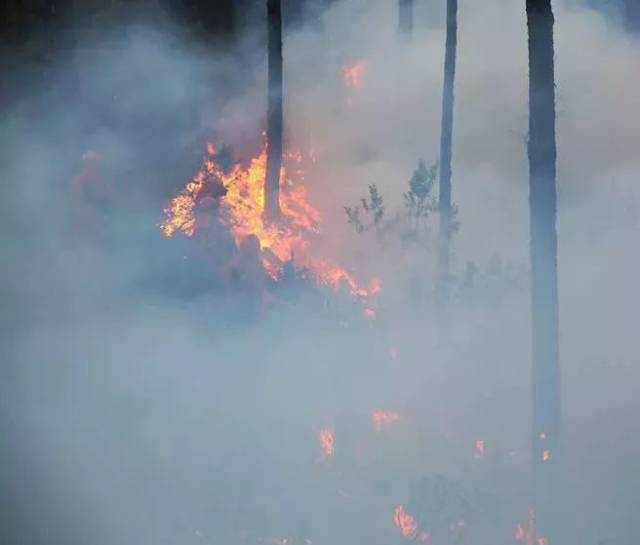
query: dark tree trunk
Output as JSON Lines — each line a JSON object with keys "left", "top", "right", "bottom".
{"left": 265, "top": 0, "right": 283, "bottom": 220}
{"left": 438, "top": 0, "right": 457, "bottom": 300}
{"left": 526, "top": 0, "right": 560, "bottom": 538}
{"left": 399, "top": 0, "right": 413, "bottom": 35}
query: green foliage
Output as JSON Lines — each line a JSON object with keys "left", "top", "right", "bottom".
{"left": 403, "top": 160, "right": 439, "bottom": 242}
{"left": 345, "top": 184, "right": 385, "bottom": 234}
{"left": 344, "top": 160, "right": 445, "bottom": 247}
{"left": 405, "top": 160, "right": 437, "bottom": 207}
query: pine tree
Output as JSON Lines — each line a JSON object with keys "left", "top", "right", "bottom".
{"left": 438, "top": 0, "right": 458, "bottom": 301}
{"left": 527, "top": 0, "right": 560, "bottom": 539}
{"left": 265, "top": 0, "right": 283, "bottom": 220}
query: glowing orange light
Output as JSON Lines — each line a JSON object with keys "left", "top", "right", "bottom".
{"left": 161, "top": 143, "right": 379, "bottom": 298}
{"left": 371, "top": 409, "right": 400, "bottom": 431}
{"left": 516, "top": 507, "right": 541, "bottom": 545}
{"left": 319, "top": 429, "right": 335, "bottom": 459}
{"left": 342, "top": 60, "right": 367, "bottom": 90}
{"left": 394, "top": 505, "right": 418, "bottom": 538}
{"left": 542, "top": 449, "right": 551, "bottom": 462}
{"left": 363, "top": 308, "right": 376, "bottom": 320}
{"left": 474, "top": 439, "right": 486, "bottom": 459}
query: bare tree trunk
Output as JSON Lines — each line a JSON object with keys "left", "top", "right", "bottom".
{"left": 265, "top": 0, "right": 283, "bottom": 220}
{"left": 526, "top": 0, "right": 560, "bottom": 539}
{"left": 399, "top": 0, "right": 413, "bottom": 35}
{"left": 438, "top": 0, "right": 457, "bottom": 301}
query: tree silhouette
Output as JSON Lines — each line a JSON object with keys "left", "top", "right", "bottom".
{"left": 438, "top": 0, "right": 458, "bottom": 301}
{"left": 399, "top": 0, "right": 413, "bottom": 35}
{"left": 526, "top": 0, "right": 560, "bottom": 539}
{"left": 265, "top": 0, "right": 283, "bottom": 220}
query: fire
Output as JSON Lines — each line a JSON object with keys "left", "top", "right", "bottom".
{"left": 371, "top": 409, "right": 400, "bottom": 431}
{"left": 362, "top": 307, "right": 376, "bottom": 320}
{"left": 161, "top": 144, "right": 379, "bottom": 297}
{"left": 394, "top": 505, "right": 418, "bottom": 539}
{"left": 474, "top": 439, "right": 486, "bottom": 459}
{"left": 318, "top": 429, "right": 335, "bottom": 459}
{"left": 342, "top": 60, "right": 367, "bottom": 90}
{"left": 515, "top": 508, "right": 547, "bottom": 545}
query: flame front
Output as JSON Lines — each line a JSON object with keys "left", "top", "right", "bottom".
{"left": 161, "top": 144, "right": 378, "bottom": 297}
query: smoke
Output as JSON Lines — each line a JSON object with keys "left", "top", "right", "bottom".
{"left": 1, "top": 1, "right": 639, "bottom": 544}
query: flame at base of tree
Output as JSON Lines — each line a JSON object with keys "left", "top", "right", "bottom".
{"left": 161, "top": 143, "right": 379, "bottom": 297}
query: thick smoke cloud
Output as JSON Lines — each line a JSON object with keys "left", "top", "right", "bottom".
{"left": 1, "top": 1, "right": 639, "bottom": 544}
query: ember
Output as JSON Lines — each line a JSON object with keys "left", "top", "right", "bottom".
{"left": 342, "top": 60, "right": 367, "bottom": 90}
{"left": 515, "top": 507, "right": 548, "bottom": 545}
{"left": 318, "top": 429, "right": 335, "bottom": 459}
{"left": 394, "top": 505, "right": 418, "bottom": 539}
{"left": 371, "top": 409, "right": 400, "bottom": 431}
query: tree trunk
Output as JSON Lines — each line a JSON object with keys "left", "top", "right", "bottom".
{"left": 526, "top": 0, "right": 560, "bottom": 538}
{"left": 265, "top": 0, "right": 283, "bottom": 220}
{"left": 438, "top": 0, "right": 457, "bottom": 301}
{"left": 399, "top": 0, "right": 413, "bottom": 35}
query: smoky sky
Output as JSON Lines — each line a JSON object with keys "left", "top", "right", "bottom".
{"left": 1, "top": 1, "right": 639, "bottom": 544}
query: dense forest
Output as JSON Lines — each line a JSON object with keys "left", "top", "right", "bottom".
{"left": 1, "top": 1, "right": 639, "bottom": 545}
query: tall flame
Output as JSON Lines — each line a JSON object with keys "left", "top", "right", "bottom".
{"left": 161, "top": 144, "right": 379, "bottom": 297}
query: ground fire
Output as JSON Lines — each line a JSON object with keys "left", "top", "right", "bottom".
{"left": 161, "top": 143, "right": 380, "bottom": 298}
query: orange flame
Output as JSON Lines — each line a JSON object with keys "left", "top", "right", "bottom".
{"left": 342, "top": 60, "right": 367, "bottom": 90}
{"left": 371, "top": 409, "right": 400, "bottom": 431}
{"left": 515, "top": 507, "right": 547, "bottom": 545}
{"left": 161, "top": 144, "right": 379, "bottom": 297}
{"left": 394, "top": 505, "right": 418, "bottom": 539}
{"left": 318, "top": 429, "right": 335, "bottom": 459}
